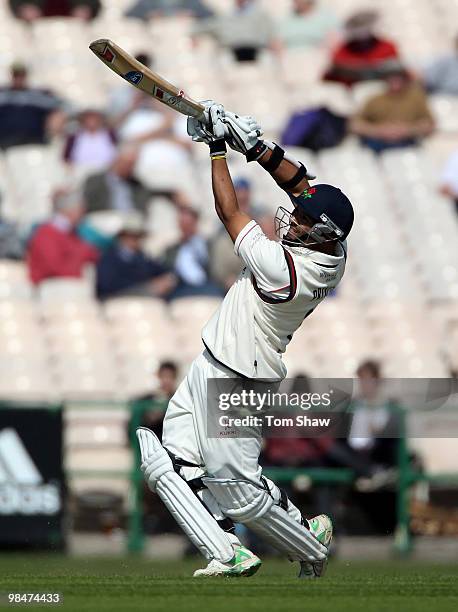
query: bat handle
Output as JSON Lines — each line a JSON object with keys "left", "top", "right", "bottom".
{"left": 192, "top": 109, "right": 208, "bottom": 125}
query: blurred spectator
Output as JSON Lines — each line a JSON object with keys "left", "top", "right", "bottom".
{"left": 348, "top": 361, "right": 398, "bottom": 464}
{"left": 193, "top": 0, "right": 274, "bottom": 62}
{"left": 0, "top": 216, "right": 24, "bottom": 260}
{"left": 323, "top": 10, "right": 400, "bottom": 87}
{"left": 128, "top": 360, "right": 179, "bottom": 534}
{"left": 63, "top": 109, "right": 117, "bottom": 171}
{"left": 209, "top": 178, "right": 268, "bottom": 291}
{"left": 440, "top": 149, "right": 458, "bottom": 214}
{"left": 125, "top": 0, "right": 213, "bottom": 20}
{"left": 164, "top": 206, "right": 222, "bottom": 299}
{"left": 117, "top": 97, "right": 192, "bottom": 191}
{"left": 350, "top": 67, "right": 434, "bottom": 153}
{"left": 27, "top": 188, "right": 99, "bottom": 285}
{"left": 422, "top": 34, "right": 458, "bottom": 95}
{"left": 83, "top": 148, "right": 148, "bottom": 215}
{"left": 135, "top": 361, "right": 179, "bottom": 440}
{"left": 327, "top": 360, "right": 400, "bottom": 482}
{"left": 10, "top": 1, "right": 101, "bottom": 21}
{"left": 275, "top": 0, "right": 339, "bottom": 50}
{"left": 83, "top": 147, "right": 185, "bottom": 216}
{"left": 96, "top": 214, "right": 175, "bottom": 299}
{"left": 0, "top": 62, "right": 65, "bottom": 149}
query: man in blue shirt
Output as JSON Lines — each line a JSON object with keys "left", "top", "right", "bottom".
{"left": 0, "top": 62, "right": 64, "bottom": 149}
{"left": 96, "top": 215, "right": 176, "bottom": 299}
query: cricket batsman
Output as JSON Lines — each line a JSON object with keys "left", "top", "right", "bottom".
{"left": 136, "top": 102, "right": 354, "bottom": 578}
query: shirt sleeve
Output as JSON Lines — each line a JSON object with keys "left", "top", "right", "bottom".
{"left": 233, "top": 221, "right": 293, "bottom": 296}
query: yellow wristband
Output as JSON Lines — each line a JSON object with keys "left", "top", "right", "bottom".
{"left": 210, "top": 154, "right": 227, "bottom": 161}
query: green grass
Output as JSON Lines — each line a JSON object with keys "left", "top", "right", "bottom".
{"left": 0, "top": 555, "right": 457, "bottom": 612}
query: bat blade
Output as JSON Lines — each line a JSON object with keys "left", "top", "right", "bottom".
{"left": 89, "top": 38, "right": 205, "bottom": 120}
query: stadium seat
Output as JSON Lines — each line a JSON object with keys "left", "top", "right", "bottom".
{"left": 431, "top": 95, "right": 458, "bottom": 133}
{"left": 38, "top": 278, "right": 95, "bottom": 302}
{"left": 169, "top": 296, "right": 222, "bottom": 365}
{"left": 4, "top": 145, "right": 67, "bottom": 227}
{"left": 0, "top": 261, "right": 33, "bottom": 299}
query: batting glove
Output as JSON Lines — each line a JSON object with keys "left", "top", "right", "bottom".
{"left": 223, "top": 112, "right": 263, "bottom": 154}
{"left": 187, "top": 99, "right": 225, "bottom": 142}
{"left": 187, "top": 102, "right": 228, "bottom": 159}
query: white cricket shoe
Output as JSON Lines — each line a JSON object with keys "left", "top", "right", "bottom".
{"left": 298, "top": 514, "right": 333, "bottom": 579}
{"left": 193, "top": 546, "right": 261, "bottom": 578}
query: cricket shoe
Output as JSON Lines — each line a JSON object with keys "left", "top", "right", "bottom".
{"left": 298, "top": 514, "right": 333, "bottom": 579}
{"left": 193, "top": 546, "right": 261, "bottom": 578}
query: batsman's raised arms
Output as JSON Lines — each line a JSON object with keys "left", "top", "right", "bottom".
{"left": 89, "top": 38, "right": 206, "bottom": 121}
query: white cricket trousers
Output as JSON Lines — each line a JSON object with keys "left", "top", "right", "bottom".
{"left": 162, "top": 350, "right": 263, "bottom": 484}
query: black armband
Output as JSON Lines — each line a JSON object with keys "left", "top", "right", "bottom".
{"left": 277, "top": 163, "right": 308, "bottom": 191}
{"left": 259, "top": 143, "right": 285, "bottom": 172}
{"left": 246, "top": 140, "right": 268, "bottom": 162}
{"left": 209, "top": 139, "right": 227, "bottom": 158}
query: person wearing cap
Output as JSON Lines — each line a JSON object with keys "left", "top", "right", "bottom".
{"left": 95, "top": 214, "right": 175, "bottom": 300}
{"left": 27, "top": 188, "right": 99, "bottom": 285}
{"left": 0, "top": 62, "right": 65, "bottom": 149}
{"left": 350, "top": 66, "right": 435, "bottom": 153}
{"left": 323, "top": 10, "right": 400, "bottom": 87}
{"left": 133, "top": 102, "right": 354, "bottom": 580}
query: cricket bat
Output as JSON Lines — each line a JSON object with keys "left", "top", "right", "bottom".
{"left": 89, "top": 38, "right": 206, "bottom": 121}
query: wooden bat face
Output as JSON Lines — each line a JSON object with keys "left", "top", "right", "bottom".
{"left": 89, "top": 38, "right": 205, "bottom": 120}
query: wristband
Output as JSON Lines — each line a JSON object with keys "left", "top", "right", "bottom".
{"left": 209, "top": 139, "right": 227, "bottom": 158}
{"left": 246, "top": 140, "right": 268, "bottom": 163}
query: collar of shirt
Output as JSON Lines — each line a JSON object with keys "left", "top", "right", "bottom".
{"left": 285, "top": 240, "right": 346, "bottom": 263}
{"left": 51, "top": 214, "right": 73, "bottom": 233}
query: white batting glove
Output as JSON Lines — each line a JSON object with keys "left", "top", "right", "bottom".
{"left": 187, "top": 100, "right": 226, "bottom": 144}
{"left": 223, "top": 112, "right": 263, "bottom": 154}
{"left": 187, "top": 116, "right": 213, "bottom": 143}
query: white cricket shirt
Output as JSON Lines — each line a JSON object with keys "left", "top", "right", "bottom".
{"left": 202, "top": 220, "right": 346, "bottom": 380}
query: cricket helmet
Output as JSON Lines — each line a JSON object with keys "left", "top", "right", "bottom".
{"left": 275, "top": 184, "right": 354, "bottom": 247}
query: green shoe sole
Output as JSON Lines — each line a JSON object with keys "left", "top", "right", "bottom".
{"left": 226, "top": 559, "right": 262, "bottom": 578}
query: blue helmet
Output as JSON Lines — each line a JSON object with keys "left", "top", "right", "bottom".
{"left": 289, "top": 184, "right": 354, "bottom": 241}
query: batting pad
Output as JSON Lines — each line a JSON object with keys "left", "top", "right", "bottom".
{"left": 136, "top": 428, "right": 234, "bottom": 563}
{"left": 203, "top": 477, "right": 327, "bottom": 562}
